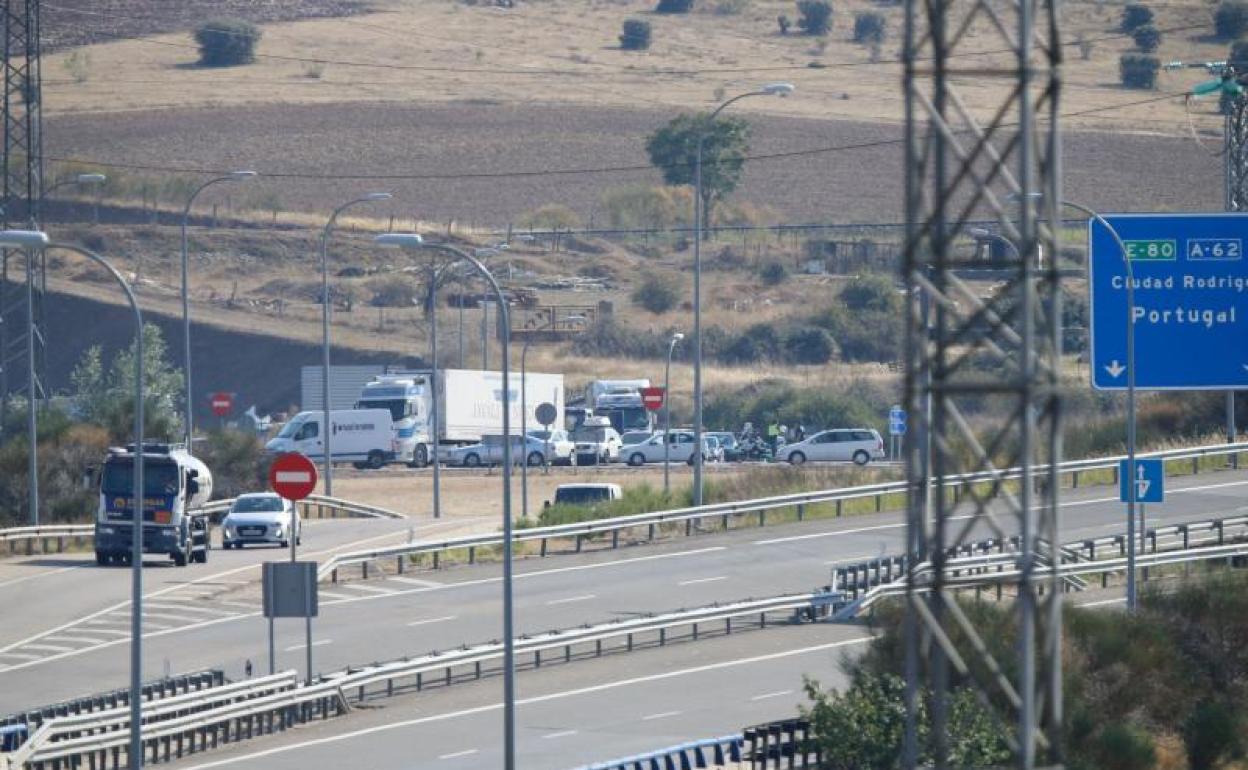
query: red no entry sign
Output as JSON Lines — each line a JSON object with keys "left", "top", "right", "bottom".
{"left": 210, "top": 392, "right": 233, "bottom": 417}
{"left": 640, "top": 386, "right": 665, "bottom": 411}
{"left": 269, "top": 453, "right": 318, "bottom": 501}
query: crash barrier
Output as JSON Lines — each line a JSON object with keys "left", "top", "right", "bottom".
{"left": 4, "top": 597, "right": 821, "bottom": 769}
{"left": 320, "top": 441, "right": 1248, "bottom": 583}
{"left": 4, "top": 671, "right": 352, "bottom": 770}
{"left": 0, "top": 670, "right": 225, "bottom": 734}
{"left": 834, "top": 523, "right": 1248, "bottom": 620}
{"left": 0, "top": 494, "right": 404, "bottom": 558}
{"left": 578, "top": 718, "right": 817, "bottom": 770}
{"left": 580, "top": 734, "right": 745, "bottom": 770}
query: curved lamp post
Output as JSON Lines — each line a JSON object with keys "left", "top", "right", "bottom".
{"left": 664, "top": 332, "right": 684, "bottom": 495}
{"left": 319, "top": 192, "right": 392, "bottom": 496}
{"left": 0, "top": 229, "right": 145, "bottom": 769}
{"left": 180, "top": 170, "right": 256, "bottom": 452}
{"left": 375, "top": 234, "right": 517, "bottom": 769}
{"left": 692, "top": 82, "right": 794, "bottom": 506}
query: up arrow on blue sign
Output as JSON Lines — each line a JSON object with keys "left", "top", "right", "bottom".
{"left": 1118, "top": 458, "right": 1164, "bottom": 504}
{"left": 1089, "top": 212, "right": 1248, "bottom": 390}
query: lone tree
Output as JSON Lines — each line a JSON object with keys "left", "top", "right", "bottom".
{"left": 195, "top": 18, "right": 262, "bottom": 67}
{"left": 645, "top": 113, "right": 752, "bottom": 237}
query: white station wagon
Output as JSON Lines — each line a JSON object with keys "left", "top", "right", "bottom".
{"left": 783, "top": 429, "right": 885, "bottom": 466}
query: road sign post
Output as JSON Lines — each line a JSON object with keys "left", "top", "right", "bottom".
{"left": 888, "top": 405, "right": 907, "bottom": 461}
{"left": 267, "top": 453, "right": 318, "bottom": 682}
{"left": 1090, "top": 213, "right": 1248, "bottom": 389}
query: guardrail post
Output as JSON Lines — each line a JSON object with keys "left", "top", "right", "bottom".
{"left": 1193, "top": 457, "right": 1199, "bottom": 475}
{"left": 331, "top": 567, "right": 338, "bottom": 584}
{"left": 685, "top": 519, "right": 693, "bottom": 536}
{"left": 363, "top": 561, "right": 369, "bottom": 580}
{"left": 659, "top": 628, "right": 666, "bottom": 646}
{"left": 1218, "top": 520, "right": 1226, "bottom": 545}
{"left": 575, "top": 535, "right": 583, "bottom": 553}
{"left": 648, "top": 523, "right": 656, "bottom": 541}
{"left": 797, "top": 504, "right": 805, "bottom": 522}
{"left": 611, "top": 530, "right": 619, "bottom": 549}
{"left": 692, "top": 622, "right": 699, "bottom": 640}
{"left": 57, "top": 535, "right": 65, "bottom": 553}
{"left": 1181, "top": 526, "right": 1190, "bottom": 550}
{"left": 1072, "top": 470, "right": 1079, "bottom": 488}
{"left": 468, "top": 547, "right": 476, "bottom": 564}
{"left": 1112, "top": 464, "right": 1119, "bottom": 486}
{"left": 540, "top": 539, "right": 548, "bottom": 557}
{"left": 875, "top": 495, "right": 882, "bottom": 512}
{"left": 535, "top": 650, "right": 541, "bottom": 668}
{"left": 433, "top": 552, "right": 440, "bottom": 570}
{"left": 726, "top": 617, "right": 732, "bottom": 635}
{"left": 835, "top": 500, "right": 842, "bottom": 517}
{"left": 397, "top": 555, "right": 405, "bottom": 574}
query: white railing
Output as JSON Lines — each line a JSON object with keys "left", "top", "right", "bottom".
{"left": 321, "top": 440, "right": 1248, "bottom": 581}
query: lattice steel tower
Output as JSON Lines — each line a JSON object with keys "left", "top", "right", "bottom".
{"left": 901, "top": 0, "right": 1064, "bottom": 765}
{"left": 0, "top": 0, "right": 45, "bottom": 434}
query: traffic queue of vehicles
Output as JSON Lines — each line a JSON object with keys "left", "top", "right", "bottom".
{"left": 263, "top": 371, "right": 886, "bottom": 470}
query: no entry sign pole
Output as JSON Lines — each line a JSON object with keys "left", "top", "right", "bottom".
{"left": 210, "top": 392, "right": 232, "bottom": 429}
{"left": 267, "top": 453, "right": 318, "bottom": 680}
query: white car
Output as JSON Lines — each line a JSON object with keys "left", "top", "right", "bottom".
{"left": 623, "top": 430, "right": 715, "bottom": 466}
{"left": 572, "top": 423, "right": 623, "bottom": 465}
{"left": 526, "top": 429, "right": 577, "bottom": 466}
{"left": 449, "top": 434, "right": 564, "bottom": 467}
{"left": 620, "top": 430, "right": 656, "bottom": 447}
{"left": 783, "top": 429, "right": 885, "bottom": 466}
{"left": 222, "top": 493, "right": 301, "bottom": 549}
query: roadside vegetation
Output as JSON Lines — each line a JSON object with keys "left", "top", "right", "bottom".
{"left": 805, "top": 569, "right": 1248, "bottom": 769}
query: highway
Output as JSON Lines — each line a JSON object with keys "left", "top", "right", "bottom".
{"left": 3, "top": 467, "right": 1246, "bottom": 715}
{"left": 167, "top": 623, "right": 873, "bottom": 770}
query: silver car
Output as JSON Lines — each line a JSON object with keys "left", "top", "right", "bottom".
{"left": 783, "top": 429, "right": 885, "bottom": 466}
{"left": 222, "top": 493, "right": 301, "bottom": 549}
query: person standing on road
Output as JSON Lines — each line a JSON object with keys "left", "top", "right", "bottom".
{"left": 767, "top": 420, "right": 780, "bottom": 450}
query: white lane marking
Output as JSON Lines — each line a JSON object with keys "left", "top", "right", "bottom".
{"left": 284, "top": 639, "right": 332, "bottom": 652}
{"left": 407, "top": 616, "right": 457, "bottom": 628}
{"left": 337, "top": 583, "right": 397, "bottom": 595}
{"left": 0, "top": 652, "right": 41, "bottom": 661}
{"left": 389, "top": 576, "right": 444, "bottom": 588}
{"left": 0, "top": 564, "right": 89, "bottom": 590}
{"left": 142, "top": 612, "right": 203, "bottom": 623}
{"left": 750, "top": 689, "right": 794, "bottom": 701}
{"left": 319, "top": 591, "right": 354, "bottom": 601}
{"left": 176, "top": 636, "right": 873, "bottom": 770}
{"left": 144, "top": 602, "right": 239, "bottom": 616}
{"left": 545, "top": 594, "right": 596, "bottom": 606}
{"left": 438, "top": 749, "right": 479, "bottom": 760}
{"left": 542, "top": 730, "right": 578, "bottom": 740}
{"left": 0, "top": 520, "right": 454, "bottom": 663}
{"left": 1077, "top": 597, "right": 1126, "bottom": 607}
{"left": 82, "top": 628, "right": 128, "bottom": 637}
{"left": 44, "top": 635, "right": 105, "bottom": 645}
{"left": 642, "top": 711, "right": 682, "bottom": 721}
{"left": 22, "top": 643, "right": 72, "bottom": 652}
{"left": 678, "top": 576, "right": 727, "bottom": 586}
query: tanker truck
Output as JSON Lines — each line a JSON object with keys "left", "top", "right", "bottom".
{"left": 93, "top": 442, "right": 214, "bottom": 567}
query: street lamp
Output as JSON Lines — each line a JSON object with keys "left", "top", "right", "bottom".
{"left": 0, "top": 229, "right": 145, "bottom": 770}
{"left": 43, "top": 172, "right": 108, "bottom": 222}
{"left": 375, "top": 233, "right": 519, "bottom": 770}
{"left": 180, "top": 170, "right": 256, "bottom": 452}
{"left": 664, "top": 332, "right": 684, "bottom": 496}
{"left": 319, "top": 192, "right": 392, "bottom": 496}
{"left": 692, "top": 82, "right": 794, "bottom": 506}
{"left": 521, "top": 336, "right": 534, "bottom": 521}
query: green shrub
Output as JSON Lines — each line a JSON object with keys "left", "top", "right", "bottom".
{"left": 656, "top": 0, "right": 694, "bottom": 12}
{"left": 619, "top": 19, "right": 652, "bottom": 50}
{"left": 194, "top": 18, "right": 262, "bottom": 68}
{"left": 199, "top": 429, "right": 269, "bottom": 500}
{"left": 758, "top": 260, "right": 788, "bottom": 285}
{"left": 600, "top": 185, "right": 690, "bottom": 229}
{"left": 1119, "top": 53, "right": 1159, "bottom": 89}
{"left": 1120, "top": 3, "right": 1153, "bottom": 32}
{"left": 1216, "top": 0, "right": 1248, "bottom": 39}
{"left": 1131, "top": 24, "right": 1161, "bottom": 52}
{"left": 367, "top": 276, "right": 418, "bottom": 307}
{"left": 1183, "top": 701, "right": 1243, "bottom": 770}
{"left": 631, "top": 273, "right": 681, "bottom": 314}
{"left": 517, "top": 203, "right": 581, "bottom": 230}
{"left": 839, "top": 274, "right": 899, "bottom": 312}
{"left": 853, "top": 11, "right": 886, "bottom": 44}
{"left": 783, "top": 326, "right": 836, "bottom": 364}
{"left": 797, "top": 0, "right": 833, "bottom": 34}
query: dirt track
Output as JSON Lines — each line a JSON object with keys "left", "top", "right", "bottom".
{"left": 46, "top": 101, "right": 1223, "bottom": 227}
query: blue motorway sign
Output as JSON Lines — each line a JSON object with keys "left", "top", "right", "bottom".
{"left": 1118, "top": 458, "right": 1164, "bottom": 504}
{"left": 1090, "top": 213, "right": 1248, "bottom": 390}
{"left": 888, "top": 406, "right": 906, "bottom": 436}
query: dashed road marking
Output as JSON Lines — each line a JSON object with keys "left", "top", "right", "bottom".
{"left": 407, "top": 616, "right": 457, "bottom": 628}
{"left": 678, "top": 576, "right": 727, "bottom": 586}
{"left": 545, "top": 594, "right": 595, "bottom": 606}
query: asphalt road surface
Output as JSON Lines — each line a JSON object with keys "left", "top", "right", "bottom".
{"left": 3, "top": 465, "right": 1246, "bottom": 765}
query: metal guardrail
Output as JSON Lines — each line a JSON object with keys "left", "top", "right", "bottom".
{"left": 321, "top": 440, "right": 1248, "bottom": 582}
{"left": 0, "top": 494, "right": 404, "bottom": 558}
{"left": 580, "top": 734, "right": 746, "bottom": 770}
{"left": 4, "top": 595, "right": 815, "bottom": 769}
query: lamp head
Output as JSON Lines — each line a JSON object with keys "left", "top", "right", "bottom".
{"left": 229, "top": 170, "right": 258, "bottom": 181}
{"left": 969, "top": 227, "right": 992, "bottom": 238}
{"left": 671, "top": 332, "right": 685, "bottom": 342}
{"left": 75, "top": 173, "right": 107, "bottom": 185}
{"left": 374, "top": 233, "right": 425, "bottom": 250}
{"left": 762, "top": 82, "right": 796, "bottom": 97}
{"left": 364, "top": 192, "right": 393, "bottom": 202}
{"left": 0, "top": 229, "right": 50, "bottom": 249}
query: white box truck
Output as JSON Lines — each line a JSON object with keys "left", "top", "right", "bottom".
{"left": 356, "top": 369, "right": 564, "bottom": 467}
{"left": 265, "top": 408, "right": 399, "bottom": 469}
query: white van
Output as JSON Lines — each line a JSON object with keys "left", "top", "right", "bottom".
{"left": 266, "top": 409, "right": 397, "bottom": 469}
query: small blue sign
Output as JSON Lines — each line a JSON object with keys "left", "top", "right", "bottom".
{"left": 1089, "top": 213, "right": 1248, "bottom": 390}
{"left": 1118, "top": 458, "right": 1164, "bottom": 504}
{"left": 888, "top": 406, "right": 906, "bottom": 436}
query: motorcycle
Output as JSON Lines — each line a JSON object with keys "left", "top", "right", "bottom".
{"left": 738, "top": 434, "right": 774, "bottom": 461}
